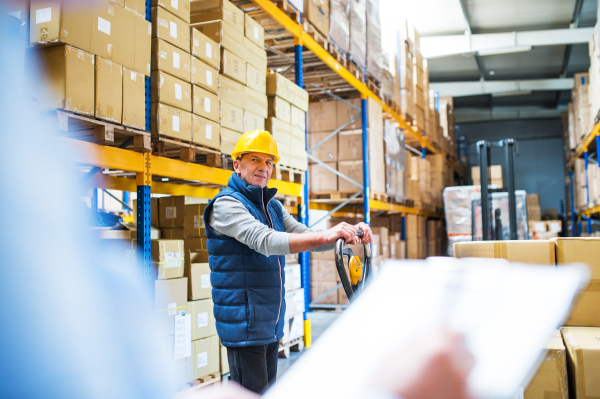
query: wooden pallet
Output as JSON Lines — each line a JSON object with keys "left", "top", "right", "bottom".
{"left": 310, "top": 191, "right": 361, "bottom": 200}
{"left": 366, "top": 75, "right": 381, "bottom": 97}
{"left": 278, "top": 337, "right": 304, "bottom": 359}
{"left": 274, "top": 0, "right": 301, "bottom": 23}
{"left": 347, "top": 59, "right": 364, "bottom": 83}
{"left": 178, "top": 372, "right": 221, "bottom": 395}
{"left": 275, "top": 193, "right": 299, "bottom": 207}
{"left": 274, "top": 165, "right": 305, "bottom": 184}
{"left": 302, "top": 20, "right": 328, "bottom": 50}
{"left": 46, "top": 108, "right": 151, "bottom": 152}
{"left": 327, "top": 44, "right": 347, "bottom": 68}
{"left": 370, "top": 191, "right": 387, "bottom": 202}
{"left": 152, "top": 136, "right": 221, "bottom": 166}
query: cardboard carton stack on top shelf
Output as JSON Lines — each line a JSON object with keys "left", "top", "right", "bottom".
{"left": 307, "top": 98, "right": 385, "bottom": 196}
{"left": 328, "top": 0, "right": 350, "bottom": 56}
{"left": 566, "top": 72, "right": 593, "bottom": 154}
{"left": 384, "top": 120, "right": 406, "bottom": 202}
{"left": 394, "top": 26, "right": 414, "bottom": 123}
{"left": 348, "top": 0, "right": 366, "bottom": 71}
{"left": 28, "top": 0, "right": 150, "bottom": 131}
{"left": 303, "top": 0, "right": 330, "bottom": 39}
{"left": 366, "top": 0, "right": 383, "bottom": 83}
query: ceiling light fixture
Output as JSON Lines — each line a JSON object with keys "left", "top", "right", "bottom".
{"left": 478, "top": 46, "right": 532, "bottom": 56}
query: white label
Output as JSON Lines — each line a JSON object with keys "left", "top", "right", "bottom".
{"left": 169, "top": 21, "right": 177, "bottom": 38}
{"left": 171, "top": 0, "right": 179, "bottom": 10}
{"left": 205, "top": 42, "right": 212, "bottom": 58}
{"left": 98, "top": 16, "right": 111, "bottom": 35}
{"left": 36, "top": 7, "right": 52, "bottom": 24}
{"left": 206, "top": 70, "right": 213, "bottom": 86}
{"left": 201, "top": 274, "right": 210, "bottom": 289}
{"left": 193, "top": 215, "right": 206, "bottom": 229}
{"left": 206, "top": 124, "right": 212, "bottom": 140}
{"left": 165, "top": 252, "right": 181, "bottom": 260}
{"left": 391, "top": 245, "right": 395, "bottom": 256}
{"left": 167, "top": 302, "right": 177, "bottom": 316}
{"left": 198, "top": 312, "right": 208, "bottom": 328}
{"left": 197, "top": 351, "right": 208, "bottom": 368}
{"left": 165, "top": 206, "right": 177, "bottom": 219}
{"left": 254, "top": 26, "right": 259, "bottom": 40}
{"left": 174, "top": 83, "right": 182, "bottom": 100}
{"left": 130, "top": 71, "right": 137, "bottom": 81}
{"left": 204, "top": 97, "right": 211, "bottom": 113}
{"left": 174, "top": 314, "right": 191, "bottom": 360}
{"left": 172, "top": 115, "right": 180, "bottom": 132}
{"left": 194, "top": 215, "right": 199, "bottom": 229}
{"left": 173, "top": 52, "right": 180, "bottom": 69}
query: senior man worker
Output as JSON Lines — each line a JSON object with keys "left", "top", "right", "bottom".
{"left": 203, "top": 129, "right": 372, "bottom": 394}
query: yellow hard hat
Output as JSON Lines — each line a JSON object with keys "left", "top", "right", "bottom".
{"left": 231, "top": 129, "right": 280, "bottom": 163}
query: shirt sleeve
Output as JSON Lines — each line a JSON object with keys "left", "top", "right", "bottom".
{"left": 281, "top": 205, "right": 335, "bottom": 253}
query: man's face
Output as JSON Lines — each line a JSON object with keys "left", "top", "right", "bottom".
{"left": 233, "top": 152, "right": 275, "bottom": 188}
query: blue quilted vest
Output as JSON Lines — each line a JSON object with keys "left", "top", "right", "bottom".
{"left": 203, "top": 173, "right": 286, "bottom": 347}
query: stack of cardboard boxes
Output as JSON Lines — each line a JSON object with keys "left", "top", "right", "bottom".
{"left": 328, "top": 0, "right": 349, "bottom": 55}
{"left": 527, "top": 194, "right": 542, "bottom": 221}
{"left": 453, "top": 238, "right": 600, "bottom": 399}
{"left": 366, "top": 0, "right": 382, "bottom": 82}
{"left": 28, "top": 1, "right": 150, "bottom": 130}
{"left": 394, "top": 27, "right": 414, "bottom": 124}
{"left": 384, "top": 120, "right": 406, "bottom": 202}
{"left": 348, "top": 0, "right": 366, "bottom": 70}
{"left": 308, "top": 97, "right": 385, "bottom": 195}
{"left": 438, "top": 95, "right": 456, "bottom": 157}
{"left": 572, "top": 157, "right": 600, "bottom": 212}
{"left": 283, "top": 260, "right": 305, "bottom": 344}
{"left": 567, "top": 72, "right": 594, "bottom": 153}
{"left": 266, "top": 72, "right": 309, "bottom": 171}
{"left": 471, "top": 165, "right": 503, "bottom": 188}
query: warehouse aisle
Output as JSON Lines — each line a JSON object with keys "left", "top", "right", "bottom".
{"left": 277, "top": 311, "right": 341, "bottom": 378}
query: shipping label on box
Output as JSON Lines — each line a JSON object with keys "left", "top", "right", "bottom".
{"left": 192, "top": 85, "right": 219, "bottom": 122}
{"left": 182, "top": 204, "right": 208, "bottom": 238}
{"left": 244, "top": 86, "right": 268, "bottom": 118}
{"left": 152, "top": 38, "right": 191, "bottom": 82}
{"left": 221, "top": 48, "right": 246, "bottom": 85}
{"left": 220, "top": 100, "right": 244, "bottom": 132}
{"left": 151, "top": 103, "right": 192, "bottom": 141}
{"left": 244, "top": 13, "right": 265, "bottom": 48}
{"left": 192, "top": 114, "right": 220, "bottom": 150}
{"left": 152, "top": 6, "right": 190, "bottom": 52}
{"left": 152, "top": 70, "right": 192, "bottom": 112}
{"left": 191, "top": 28, "right": 220, "bottom": 69}
{"left": 95, "top": 56, "right": 123, "bottom": 123}
{"left": 190, "top": 0, "right": 245, "bottom": 34}
{"left": 247, "top": 63, "right": 266, "bottom": 94}
{"left": 191, "top": 57, "right": 218, "bottom": 94}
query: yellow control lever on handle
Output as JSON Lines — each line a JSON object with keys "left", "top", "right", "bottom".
{"left": 349, "top": 256, "right": 363, "bottom": 285}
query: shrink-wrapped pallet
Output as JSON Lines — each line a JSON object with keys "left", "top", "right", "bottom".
{"left": 349, "top": 0, "right": 366, "bottom": 69}
{"left": 329, "top": 0, "right": 350, "bottom": 53}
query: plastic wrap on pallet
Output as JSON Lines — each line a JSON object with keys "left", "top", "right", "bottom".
{"left": 470, "top": 190, "right": 529, "bottom": 240}
{"left": 329, "top": 0, "right": 350, "bottom": 54}
{"left": 384, "top": 120, "right": 405, "bottom": 201}
{"left": 349, "top": 0, "right": 366, "bottom": 70}
{"left": 366, "top": 0, "right": 382, "bottom": 82}
{"left": 443, "top": 186, "right": 479, "bottom": 237}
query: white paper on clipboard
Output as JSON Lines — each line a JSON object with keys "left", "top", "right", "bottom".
{"left": 264, "top": 258, "right": 589, "bottom": 399}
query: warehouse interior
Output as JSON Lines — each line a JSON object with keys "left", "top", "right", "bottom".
{"left": 1, "top": 0, "right": 600, "bottom": 398}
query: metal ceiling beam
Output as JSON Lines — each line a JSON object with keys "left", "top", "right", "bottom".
{"left": 430, "top": 78, "right": 575, "bottom": 97}
{"left": 421, "top": 27, "right": 594, "bottom": 58}
{"left": 454, "top": 107, "right": 564, "bottom": 123}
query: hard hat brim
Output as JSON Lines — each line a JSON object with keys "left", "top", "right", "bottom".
{"left": 231, "top": 149, "right": 281, "bottom": 164}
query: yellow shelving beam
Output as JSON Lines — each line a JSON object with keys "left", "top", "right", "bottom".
{"left": 568, "top": 121, "right": 600, "bottom": 168}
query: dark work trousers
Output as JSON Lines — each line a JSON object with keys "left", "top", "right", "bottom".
{"left": 226, "top": 341, "right": 279, "bottom": 394}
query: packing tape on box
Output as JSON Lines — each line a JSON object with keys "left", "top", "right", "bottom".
{"left": 547, "top": 348, "right": 568, "bottom": 399}
{"left": 107, "top": 0, "right": 115, "bottom": 15}
{"left": 153, "top": 259, "right": 183, "bottom": 278}
{"left": 155, "top": 305, "right": 186, "bottom": 313}
{"left": 107, "top": 44, "right": 114, "bottom": 60}
{"left": 158, "top": 17, "right": 168, "bottom": 28}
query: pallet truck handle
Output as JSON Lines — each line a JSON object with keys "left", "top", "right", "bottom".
{"left": 334, "top": 230, "right": 372, "bottom": 301}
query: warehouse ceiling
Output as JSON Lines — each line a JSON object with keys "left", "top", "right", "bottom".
{"left": 381, "top": 0, "right": 598, "bottom": 123}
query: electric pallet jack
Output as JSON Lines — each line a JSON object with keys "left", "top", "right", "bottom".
{"left": 334, "top": 230, "right": 372, "bottom": 300}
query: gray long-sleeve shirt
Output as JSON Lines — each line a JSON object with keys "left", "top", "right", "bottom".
{"left": 207, "top": 196, "right": 334, "bottom": 257}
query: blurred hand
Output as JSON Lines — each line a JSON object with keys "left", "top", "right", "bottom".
{"left": 368, "top": 328, "right": 475, "bottom": 399}
{"left": 355, "top": 222, "right": 372, "bottom": 245}
{"left": 321, "top": 222, "right": 358, "bottom": 245}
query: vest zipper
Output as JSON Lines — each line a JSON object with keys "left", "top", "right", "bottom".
{"left": 261, "top": 190, "right": 282, "bottom": 339}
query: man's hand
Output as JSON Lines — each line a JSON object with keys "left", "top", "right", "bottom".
{"left": 320, "top": 222, "right": 359, "bottom": 245}
{"left": 368, "top": 328, "right": 475, "bottom": 399}
{"left": 355, "top": 222, "right": 372, "bottom": 245}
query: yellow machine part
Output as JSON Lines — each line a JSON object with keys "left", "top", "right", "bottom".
{"left": 349, "top": 256, "right": 363, "bottom": 285}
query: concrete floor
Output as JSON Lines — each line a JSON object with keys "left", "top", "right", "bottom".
{"left": 276, "top": 311, "right": 341, "bottom": 378}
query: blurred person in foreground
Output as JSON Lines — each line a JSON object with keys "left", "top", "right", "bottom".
{"left": 0, "top": 6, "right": 473, "bottom": 399}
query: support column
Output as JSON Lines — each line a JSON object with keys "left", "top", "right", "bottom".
{"left": 137, "top": 153, "right": 152, "bottom": 291}
{"left": 585, "top": 150, "right": 592, "bottom": 234}
{"left": 361, "top": 95, "right": 370, "bottom": 225}
{"left": 569, "top": 171, "right": 577, "bottom": 237}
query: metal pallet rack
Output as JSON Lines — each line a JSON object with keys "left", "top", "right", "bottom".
{"left": 567, "top": 120, "right": 600, "bottom": 236}
{"left": 240, "top": 0, "right": 465, "bottom": 313}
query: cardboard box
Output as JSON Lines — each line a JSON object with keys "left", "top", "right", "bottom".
{"left": 152, "top": 6, "right": 190, "bottom": 52}
{"left": 112, "top": 4, "right": 136, "bottom": 70}
{"left": 311, "top": 281, "right": 338, "bottom": 304}
{"left": 218, "top": 74, "right": 244, "bottom": 108}
{"left": 192, "top": 114, "right": 220, "bottom": 149}
{"left": 309, "top": 162, "right": 337, "bottom": 193}
{"left": 125, "top": 0, "right": 146, "bottom": 17}
{"left": 285, "top": 263, "right": 302, "bottom": 292}
{"left": 291, "top": 105, "right": 306, "bottom": 130}
{"left": 159, "top": 196, "right": 204, "bottom": 228}
{"left": 337, "top": 98, "right": 362, "bottom": 131}
{"left": 191, "top": 57, "right": 218, "bottom": 93}
{"left": 268, "top": 96, "right": 292, "bottom": 123}
{"left": 182, "top": 204, "right": 208, "bottom": 238}
{"left": 304, "top": 0, "right": 329, "bottom": 38}
{"left": 453, "top": 240, "right": 556, "bottom": 265}
{"left": 184, "top": 250, "right": 209, "bottom": 273}
{"left": 152, "top": 38, "right": 191, "bottom": 82}
{"left": 547, "top": 220, "right": 562, "bottom": 233}
{"left": 524, "top": 331, "right": 567, "bottom": 399}
{"left": 192, "top": 85, "right": 219, "bottom": 122}
{"left": 152, "top": 70, "right": 192, "bottom": 112}
{"left": 561, "top": 327, "right": 600, "bottom": 399}
{"left": 244, "top": 86, "right": 269, "bottom": 118}
{"left": 310, "top": 259, "right": 338, "bottom": 282}
{"left": 308, "top": 101, "right": 337, "bottom": 132}
{"left": 338, "top": 160, "right": 363, "bottom": 192}
{"left": 338, "top": 130, "right": 363, "bottom": 161}
{"left": 554, "top": 238, "right": 600, "bottom": 327}
{"left": 284, "top": 288, "right": 305, "bottom": 319}
{"left": 293, "top": 85, "right": 309, "bottom": 112}
{"left": 90, "top": 1, "right": 118, "bottom": 60}
{"left": 134, "top": 14, "right": 152, "bottom": 76}
{"left": 220, "top": 345, "right": 229, "bottom": 375}
{"left": 187, "top": 336, "right": 220, "bottom": 382}
{"left": 190, "top": 0, "right": 244, "bottom": 34}
{"left": 95, "top": 56, "right": 123, "bottom": 123}
{"left": 244, "top": 110, "right": 265, "bottom": 132}
{"left": 152, "top": 0, "right": 190, "bottom": 23}
{"left": 188, "top": 262, "right": 211, "bottom": 300}
{"left": 187, "top": 298, "right": 216, "bottom": 340}
{"left": 266, "top": 118, "right": 292, "bottom": 143}
{"left": 184, "top": 237, "right": 208, "bottom": 253}
{"left": 151, "top": 103, "right": 192, "bottom": 141}
{"left": 122, "top": 68, "right": 146, "bottom": 129}
{"left": 372, "top": 227, "right": 389, "bottom": 257}
{"left": 242, "top": 37, "right": 267, "bottom": 71}
{"left": 247, "top": 63, "right": 266, "bottom": 94}
{"left": 30, "top": 1, "right": 91, "bottom": 51}
{"left": 308, "top": 132, "right": 337, "bottom": 162}
{"left": 220, "top": 48, "right": 246, "bottom": 84}
{"left": 190, "top": 28, "right": 220, "bottom": 69}
{"left": 152, "top": 239, "right": 185, "bottom": 279}
{"left": 220, "top": 127, "right": 242, "bottom": 155}
{"left": 244, "top": 13, "right": 264, "bottom": 48}
{"left": 155, "top": 277, "right": 188, "bottom": 336}
{"left": 220, "top": 100, "right": 244, "bottom": 132}
{"left": 267, "top": 73, "right": 295, "bottom": 104}
{"left": 192, "top": 20, "right": 244, "bottom": 58}
{"left": 161, "top": 228, "right": 184, "bottom": 240}
{"left": 30, "top": 44, "right": 95, "bottom": 115}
